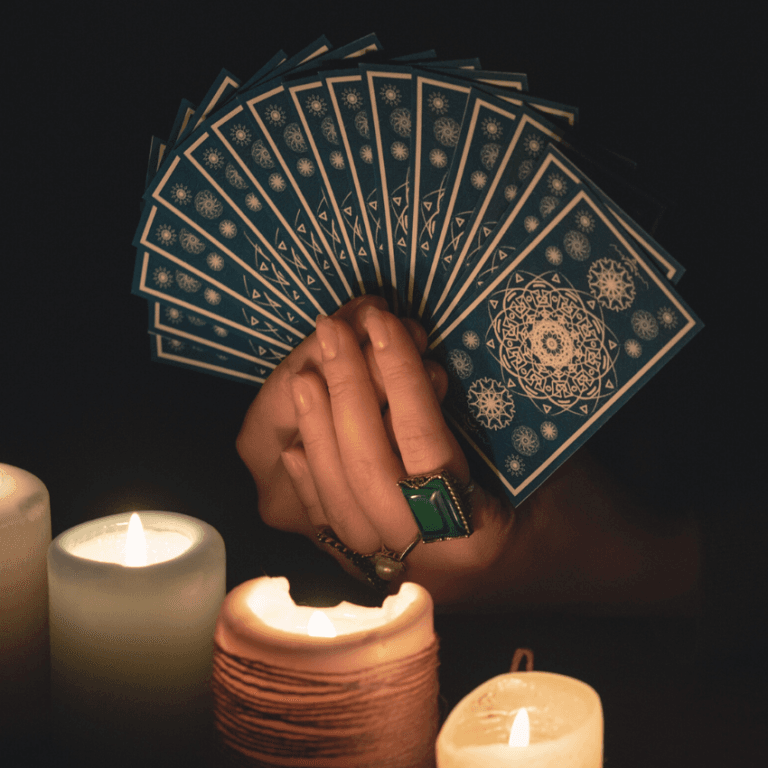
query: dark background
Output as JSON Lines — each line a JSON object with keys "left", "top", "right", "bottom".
{"left": 4, "top": 2, "right": 765, "bottom": 764}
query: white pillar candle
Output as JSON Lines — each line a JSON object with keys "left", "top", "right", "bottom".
{"left": 0, "top": 464, "right": 51, "bottom": 732}
{"left": 48, "top": 510, "right": 225, "bottom": 765}
{"left": 213, "top": 576, "right": 439, "bottom": 767}
{"left": 436, "top": 671, "right": 603, "bottom": 768}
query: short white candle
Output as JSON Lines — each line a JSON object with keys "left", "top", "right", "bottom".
{"left": 48, "top": 510, "right": 225, "bottom": 764}
{"left": 0, "top": 464, "right": 51, "bottom": 732}
{"left": 436, "top": 671, "right": 603, "bottom": 768}
{"left": 214, "top": 576, "right": 439, "bottom": 766}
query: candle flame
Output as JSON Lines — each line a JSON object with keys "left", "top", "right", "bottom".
{"left": 508, "top": 707, "right": 530, "bottom": 747}
{"left": 125, "top": 513, "right": 148, "bottom": 567}
{"left": 307, "top": 610, "right": 337, "bottom": 637}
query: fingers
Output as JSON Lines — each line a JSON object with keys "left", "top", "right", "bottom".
{"left": 289, "top": 370, "right": 381, "bottom": 553}
{"left": 314, "top": 314, "right": 420, "bottom": 552}
{"left": 361, "top": 306, "right": 469, "bottom": 482}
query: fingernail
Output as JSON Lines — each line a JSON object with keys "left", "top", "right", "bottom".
{"left": 315, "top": 314, "right": 338, "bottom": 361}
{"left": 290, "top": 375, "right": 312, "bottom": 415}
{"left": 364, "top": 306, "right": 390, "bottom": 350}
{"left": 280, "top": 448, "right": 305, "bottom": 477}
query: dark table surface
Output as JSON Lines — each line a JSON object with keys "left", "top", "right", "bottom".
{"left": 4, "top": 2, "right": 765, "bottom": 764}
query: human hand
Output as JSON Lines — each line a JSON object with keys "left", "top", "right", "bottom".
{"left": 236, "top": 296, "right": 445, "bottom": 541}
{"left": 266, "top": 305, "right": 516, "bottom": 605}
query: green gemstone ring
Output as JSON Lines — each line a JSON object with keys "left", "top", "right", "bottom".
{"left": 398, "top": 470, "right": 474, "bottom": 543}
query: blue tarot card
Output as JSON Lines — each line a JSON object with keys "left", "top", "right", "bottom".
{"left": 414, "top": 90, "right": 523, "bottom": 322}
{"left": 148, "top": 301, "right": 278, "bottom": 382}
{"left": 325, "top": 70, "right": 389, "bottom": 297}
{"left": 429, "top": 186, "right": 701, "bottom": 505}
{"left": 144, "top": 148, "right": 339, "bottom": 320}
{"left": 362, "top": 64, "right": 416, "bottom": 311}
{"left": 150, "top": 334, "right": 267, "bottom": 388}
{"left": 432, "top": 144, "right": 686, "bottom": 336}
{"left": 133, "top": 203, "right": 309, "bottom": 357}
{"left": 287, "top": 75, "right": 375, "bottom": 296}
{"left": 406, "top": 72, "right": 473, "bottom": 316}
{"left": 433, "top": 108, "right": 564, "bottom": 320}
{"left": 192, "top": 106, "right": 351, "bottom": 310}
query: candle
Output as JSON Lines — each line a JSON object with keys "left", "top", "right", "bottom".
{"left": 213, "top": 576, "right": 439, "bottom": 767}
{"left": 0, "top": 464, "right": 51, "bottom": 732}
{"left": 436, "top": 671, "right": 603, "bottom": 767}
{"left": 47, "top": 510, "right": 225, "bottom": 765}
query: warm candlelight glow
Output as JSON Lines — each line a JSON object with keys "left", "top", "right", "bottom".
{"left": 307, "top": 610, "right": 337, "bottom": 638}
{"left": 0, "top": 467, "right": 16, "bottom": 500}
{"left": 125, "top": 513, "right": 148, "bottom": 567}
{"left": 508, "top": 707, "right": 530, "bottom": 747}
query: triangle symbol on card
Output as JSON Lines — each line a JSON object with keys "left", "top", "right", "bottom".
{"left": 424, "top": 201, "right": 433, "bottom": 211}
{"left": 278, "top": 241, "right": 287, "bottom": 251}
{"left": 444, "top": 254, "right": 453, "bottom": 263}
{"left": 542, "top": 404, "right": 552, "bottom": 413}
{"left": 580, "top": 405, "right": 589, "bottom": 415}
{"left": 421, "top": 241, "right": 430, "bottom": 251}
{"left": 393, "top": 196, "right": 402, "bottom": 206}
{"left": 489, "top": 299, "right": 498, "bottom": 309}
{"left": 259, "top": 346, "right": 267, "bottom": 356}
{"left": 319, "top": 212, "right": 328, "bottom": 221}
{"left": 398, "top": 237, "right": 407, "bottom": 248}
{"left": 499, "top": 250, "right": 508, "bottom": 260}
{"left": 587, "top": 300, "right": 596, "bottom": 310}
{"left": 287, "top": 313, "right": 295, "bottom": 322}
{"left": 606, "top": 379, "right": 614, "bottom": 389}
{"left": 250, "top": 316, "right": 258, "bottom": 326}
{"left": 483, "top": 226, "right": 492, "bottom": 237}
{"left": 486, "top": 338, "right": 495, "bottom": 350}
{"left": 293, "top": 290, "right": 300, "bottom": 300}
{"left": 344, "top": 206, "right": 353, "bottom": 216}
{"left": 260, "top": 263, "right": 269, "bottom": 272}
{"left": 307, "top": 276, "right": 315, "bottom": 285}
{"left": 515, "top": 273, "right": 524, "bottom": 283}
{"left": 252, "top": 289, "right": 261, "bottom": 299}
{"left": 455, "top": 217, "right": 465, "bottom": 227}
{"left": 323, "top": 260, "right": 331, "bottom": 270}
{"left": 551, "top": 273, "right": 561, "bottom": 283}
{"left": 609, "top": 340, "right": 617, "bottom": 350}
{"left": 297, "top": 224, "right": 307, "bottom": 233}
{"left": 369, "top": 200, "right": 378, "bottom": 210}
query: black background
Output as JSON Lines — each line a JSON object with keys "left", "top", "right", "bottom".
{"left": 4, "top": 2, "right": 765, "bottom": 764}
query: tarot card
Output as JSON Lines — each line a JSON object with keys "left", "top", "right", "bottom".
{"left": 324, "top": 69, "right": 388, "bottom": 294}
{"left": 430, "top": 107, "right": 564, "bottom": 321}
{"left": 412, "top": 88, "right": 524, "bottom": 322}
{"left": 133, "top": 203, "right": 311, "bottom": 356}
{"left": 150, "top": 334, "right": 268, "bottom": 387}
{"left": 144, "top": 148, "right": 342, "bottom": 318}
{"left": 149, "top": 302, "right": 278, "bottom": 376}
{"left": 429, "top": 186, "right": 701, "bottom": 505}
{"left": 286, "top": 74, "right": 376, "bottom": 295}
{"left": 362, "top": 64, "right": 416, "bottom": 310}
{"left": 407, "top": 72, "right": 473, "bottom": 315}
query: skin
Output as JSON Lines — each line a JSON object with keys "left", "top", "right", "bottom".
{"left": 237, "top": 297, "right": 701, "bottom": 613}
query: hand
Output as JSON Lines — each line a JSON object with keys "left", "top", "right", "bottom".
{"left": 236, "top": 296, "right": 442, "bottom": 539}
{"left": 256, "top": 304, "right": 516, "bottom": 604}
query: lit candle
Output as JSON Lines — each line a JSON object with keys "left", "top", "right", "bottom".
{"left": 213, "top": 576, "right": 439, "bottom": 767}
{"left": 47, "top": 510, "right": 225, "bottom": 764}
{"left": 0, "top": 464, "right": 51, "bottom": 731}
{"left": 436, "top": 671, "right": 603, "bottom": 767}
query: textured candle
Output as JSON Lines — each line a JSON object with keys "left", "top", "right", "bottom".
{"left": 48, "top": 510, "right": 225, "bottom": 765}
{"left": 213, "top": 576, "right": 439, "bottom": 767}
{"left": 0, "top": 464, "right": 51, "bottom": 733}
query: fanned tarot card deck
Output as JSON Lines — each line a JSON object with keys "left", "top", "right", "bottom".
{"left": 133, "top": 34, "right": 701, "bottom": 506}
